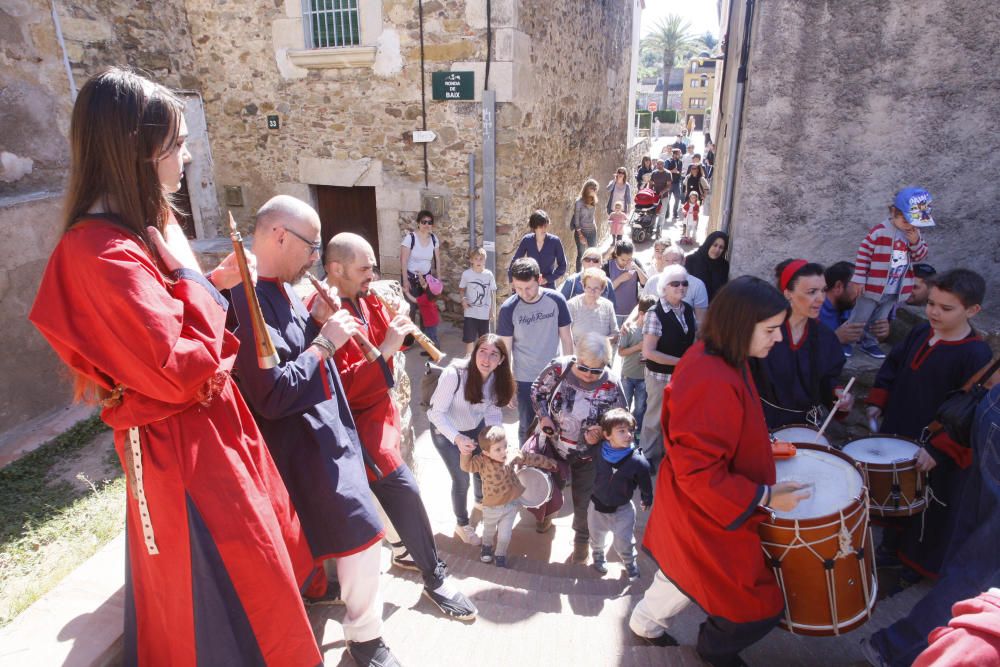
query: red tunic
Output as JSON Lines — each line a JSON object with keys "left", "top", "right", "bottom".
{"left": 642, "top": 341, "right": 783, "bottom": 623}
{"left": 334, "top": 294, "right": 403, "bottom": 479}
{"left": 29, "top": 220, "right": 320, "bottom": 666}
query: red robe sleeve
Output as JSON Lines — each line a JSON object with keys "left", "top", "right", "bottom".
{"left": 29, "top": 222, "right": 230, "bottom": 409}
{"left": 664, "top": 365, "right": 765, "bottom": 530}
{"left": 334, "top": 295, "right": 394, "bottom": 408}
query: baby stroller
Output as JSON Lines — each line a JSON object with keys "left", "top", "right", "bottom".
{"left": 629, "top": 187, "right": 661, "bottom": 243}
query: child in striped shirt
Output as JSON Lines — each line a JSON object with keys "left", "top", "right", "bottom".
{"left": 847, "top": 187, "right": 932, "bottom": 359}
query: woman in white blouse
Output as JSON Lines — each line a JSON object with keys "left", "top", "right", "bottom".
{"left": 428, "top": 334, "right": 515, "bottom": 544}
{"left": 566, "top": 267, "right": 618, "bottom": 349}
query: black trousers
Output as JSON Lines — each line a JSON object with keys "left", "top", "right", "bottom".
{"left": 371, "top": 464, "right": 447, "bottom": 589}
{"left": 698, "top": 612, "right": 782, "bottom": 667}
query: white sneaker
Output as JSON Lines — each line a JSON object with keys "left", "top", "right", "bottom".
{"left": 455, "top": 524, "right": 482, "bottom": 545}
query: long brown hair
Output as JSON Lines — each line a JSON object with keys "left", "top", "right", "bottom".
{"left": 579, "top": 179, "right": 599, "bottom": 207}
{"left": 701, "top": 276, "right": 787, "bottom": 368}
{"left": 464, "top": 334, "right": 514, "bottom": 407}
{"left": 64, "top": 67, "right": 185, "bottom": 246}
{"left": 63, "top": 68, "right": 184, "bottom": 402}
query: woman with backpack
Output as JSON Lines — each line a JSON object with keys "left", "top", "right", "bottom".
{"left": 427, "top": 334, "right": 515, "bottom": 545}
{"left": 400, "top": 209, "right": 442, "bottom": 322}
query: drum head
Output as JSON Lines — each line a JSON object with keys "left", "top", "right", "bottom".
{"left": 843, "top": 437, "right": 919, "bottom": 464}
{"left": 773, "top": 448, "right": 863, "bottom": 520}
{"left": 517, "top": 467, "right": 552, "bottom": 509}
{"left": 771, "top": 425, "right": 830, "bottom": 447}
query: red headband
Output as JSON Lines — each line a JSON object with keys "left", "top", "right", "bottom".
{"left": 779, "top": 259, "right": 809, "bottom": 292}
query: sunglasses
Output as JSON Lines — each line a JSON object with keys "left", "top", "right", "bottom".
{"left": 575, "top": 362, "right": 606, "bottom": 375}
{"left": 582, "top": 257, "right": 601, "bottom": 264}
{"left": 667, "top": 280, "right": 689, "bottom": 288}
{"left": 283, "top": 226, "right": 322, "bottom": 252}
{"left": 419, "top": 219, "right": 434, "bottom": 226}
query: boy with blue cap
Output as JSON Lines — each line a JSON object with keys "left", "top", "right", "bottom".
{"left": 847, "top": 187, "right": 933, "bottom": 358}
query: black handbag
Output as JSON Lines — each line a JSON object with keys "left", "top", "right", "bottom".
{"left": 930, "top": 355, "right": 1000, "bottom": 448}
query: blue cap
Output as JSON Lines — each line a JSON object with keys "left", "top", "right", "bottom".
{"left": 893, "top": 187, "right": 935, "bottom": 227}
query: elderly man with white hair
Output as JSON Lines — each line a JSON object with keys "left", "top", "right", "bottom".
{"left": 638, "top": 264, "right": 698, "bottom": 470}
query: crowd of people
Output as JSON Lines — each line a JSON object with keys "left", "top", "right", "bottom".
{"left": 28, "top": 67, "right": 999, "bottom": 667}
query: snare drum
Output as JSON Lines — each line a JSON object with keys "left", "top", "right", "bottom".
{"left": 758, "top": 444, "right": 877, "bottom": 636}
{"left": 517, "top": 467, "right": 553, "bottom": 509}
{"left": 843, "top": 436, "right": 926, "bottom": 517}
{"left": 771, "top": 424, "right": 831, "bottom": 447}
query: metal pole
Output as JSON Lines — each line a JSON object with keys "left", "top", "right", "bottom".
{"left": 482, "top": 90, "right": 497, "bottom": 279}
{"left": 468, "top": 153, "right": 477, "bottom": 249}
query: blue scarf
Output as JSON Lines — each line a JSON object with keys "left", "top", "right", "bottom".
{"left": 602, "top": 442, "right": 633, "bottom": 464}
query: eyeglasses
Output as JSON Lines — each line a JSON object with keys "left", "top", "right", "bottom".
{"left": 283, "top": 227, "right": 322, "bottom": 253}
{"left": 582, "top": 257, "right": 601, "bottom": 264}
{"left": 575, "top": 362, "right": 606, "bottom": 375}
{"left": 667, "top": 280, "right": 689, "bottom": 288}
{"left": 419, "top": 219, "right": 434, "bottom": 226}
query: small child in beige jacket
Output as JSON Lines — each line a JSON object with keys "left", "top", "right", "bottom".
{"left": 461, "top": 425, "right": 557, "bottom": 567}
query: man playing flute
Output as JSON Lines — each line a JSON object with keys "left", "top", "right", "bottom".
{"left": 228, "top": 196, "right": 400, "bottom": 667}
{"left": 325, "top": 233, "right": 478, "bottom": 622}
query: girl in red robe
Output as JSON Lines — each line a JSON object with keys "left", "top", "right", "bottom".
{"left": 629, "top": 276, "right": 811, "bottom": 667}
{"left": 29, "top": 68, "right": 321, "bottom": 666}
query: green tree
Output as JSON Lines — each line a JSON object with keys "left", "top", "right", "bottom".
{"left": 699, "top": 31, "right": 719, "bottom": 53}
{"left": 641, "top": 15, "right": 699, "bottom": 110}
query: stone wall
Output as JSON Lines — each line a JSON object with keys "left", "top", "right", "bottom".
{"left": 0, "top": 1, "right": 76, "bottom": 431}
{"left": 183, "top": 0, "right": 635, "bottom": 310}
{"left": 721, "top": 0, "right": 1000, "bottom": 331}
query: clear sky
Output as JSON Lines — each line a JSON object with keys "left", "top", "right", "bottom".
{"left": 640, "top": 0, "right": 720, "bottom": 39}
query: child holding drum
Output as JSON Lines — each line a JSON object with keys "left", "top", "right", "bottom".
{"left": 865, "top": 269, "right": 992, "bottom": 579}
{"left": 588, "top": 409, "right": 652, "bottom": 579}
{"left": 460, "top": 425, "right": 557, "bottom": 568}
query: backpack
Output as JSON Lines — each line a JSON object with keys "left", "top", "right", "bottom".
{"left": 420, "top": 361, "right": 460, "bottom": 409}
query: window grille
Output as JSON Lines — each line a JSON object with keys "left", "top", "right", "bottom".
{"left": 303, "top": 0, "right": 360, "bottom": 48}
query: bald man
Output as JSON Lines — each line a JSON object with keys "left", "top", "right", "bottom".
{"left": 325, "top": 232, "right": 478, "bottom": 622}
{"left": 227, "top": 197, "right": 400, "bottom": 666}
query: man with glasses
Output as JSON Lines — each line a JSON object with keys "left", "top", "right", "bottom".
{"left": 228, "top": 196, "right": 402, "bottom": 666}
{"left": 498, "top": 257, "right": 574, "bottom": 445}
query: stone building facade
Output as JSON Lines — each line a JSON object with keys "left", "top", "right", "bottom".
{"left": 710, "top": 0, "right": 1000, "bottom": 332}
{"left": 0, "top": 0, "right": 640, "bottom": 431}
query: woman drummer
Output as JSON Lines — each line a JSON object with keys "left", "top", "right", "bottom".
{"left": 527, "top": 332, "right": 626, "bottom": 563}
{"left": 751, "top": 259, "right": 852, "bottom": 430}
{"left": 629, "top": 276, "right": 811, "bottom": 666}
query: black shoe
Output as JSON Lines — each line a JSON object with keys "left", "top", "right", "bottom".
{"left": 423, "top": 583, "right": 477, "bottom": 621}
{"left": 632, "top": 629, "right": 679, "bottom": 647}
{"left": 347, "top": 637, "right": 402, "bottom": 667}
{"left": 303, "top": 579, "right": 344, "bottom": 606}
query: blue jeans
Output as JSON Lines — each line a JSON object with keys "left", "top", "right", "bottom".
{"left": 870, "top": 384, "right": 1000, "bottom": 666}
{"left": 429, "top": 424, "right": 484, "bottom": 526}
{"left": 516, "top": 380, "right": 536, "bottom": 445}
{"left": 423, "top": 325, "right": 439, "bottom": 347}
{"left": 622, "top": 376, "right": 647, "bottom": 435}
{"left": 574, "top": 228, "right": 598, "bottom": 272}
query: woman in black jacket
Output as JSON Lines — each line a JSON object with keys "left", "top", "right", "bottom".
{"left": 685, "top": 231, "right": 730, "bottom": 302}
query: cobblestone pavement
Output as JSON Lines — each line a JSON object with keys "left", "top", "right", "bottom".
{"left": 310, "top": 322, "right": 929, "bottom": 667}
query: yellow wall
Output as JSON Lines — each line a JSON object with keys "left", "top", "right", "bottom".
{"left": 680, "top": 57, "right": 719, "bottom": 129}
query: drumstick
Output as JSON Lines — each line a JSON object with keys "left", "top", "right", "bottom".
{"left": 814, "top": 376, "right": 856, "bottom": 443}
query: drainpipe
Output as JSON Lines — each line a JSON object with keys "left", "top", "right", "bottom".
{"left": 50, "top": 1, "right": 77, "bottom": 101}
{"left": 719, "top": 0, "right": 756, "bottom": 237}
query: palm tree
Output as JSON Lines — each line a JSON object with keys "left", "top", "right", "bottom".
{"left": 641, "top": 15, "right": 699, "bottom": 110}
{"left": 700, "top": 31, "right": 719, "bottom": 53}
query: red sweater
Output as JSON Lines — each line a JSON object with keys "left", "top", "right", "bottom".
{"left": 851, "top": 220, "right": 928, "bottom": 299}
{"left": 643, "top": 342, "right": 782, "bottom": 623}
{"left": 914, "top": 590, "right": 1000, "bottom": 667}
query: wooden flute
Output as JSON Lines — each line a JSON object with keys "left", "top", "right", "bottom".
{"left": 228, "top": 212, "right": 279, "bottom": 369}
{"left": 373, "top": 291, "right": 445, "bottom": 363}
{"left": 305, "top": 272, "right": 381, "bottom": 363}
